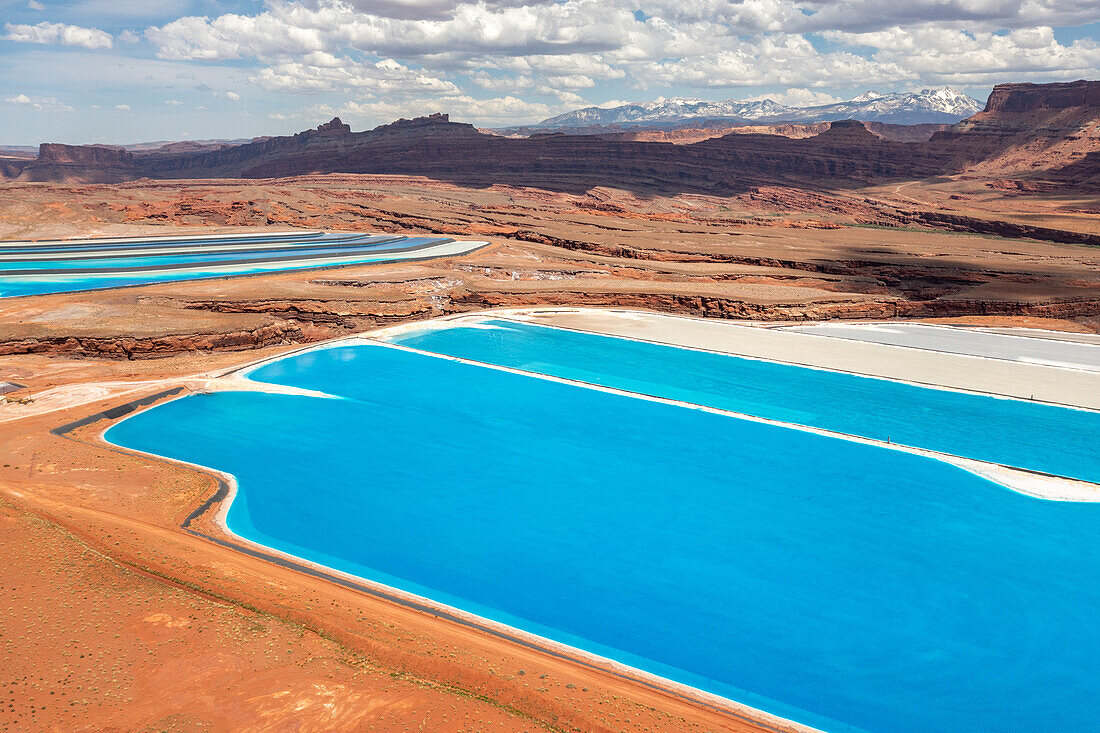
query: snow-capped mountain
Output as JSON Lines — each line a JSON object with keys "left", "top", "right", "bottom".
{"left": 790, "top": 88, "right": 985, "bottom": 123}
{"left": 534, "top": 88, "right": 985, "bottom": 128}
{"left": 537, "top": 97, "right": 795, "bottom": 127}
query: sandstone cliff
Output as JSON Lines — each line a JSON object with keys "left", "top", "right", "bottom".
{"left": 134, "top": 114, "right": 953, "bottom": 193}
{"left": 0, "top": 158, "right": 30, "bottom": 179}
{"left": 17, "top": 143, "right": 137, "bottom": 183}
{"left": 7, "top": 81, "right": 1099, "bottom": 190}
{"left": 531, "top": 121, "right": 945, "bottom": 144}
{"left": 932, "top": 79, "right": 1100, "bottom": 176}
{"left": 983, "top": 80, "right": 1100, "bottom": 113}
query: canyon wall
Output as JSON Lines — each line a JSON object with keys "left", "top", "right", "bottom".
{"left": 135, "top": 115, "right": 953, "bottom": 193}
{"left": 930, "top": 79, "right": 1100, "bottom": 175}
{"left": 560, "top": 122, "right": 946, "bottom": 144}
{"left": 6, "top": 81, "right": 1099, "bottom": 190}
{"left": 982, "top": 80, "right": 1100, "bottom": 113}
{"left": 17, "top": 143, "right": 138, "bottom": 183}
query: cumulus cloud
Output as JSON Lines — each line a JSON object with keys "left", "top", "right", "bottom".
{"left": 639, "top": 34, "right": 912, "bottom": 89}
{"left": 126, "top": 0, "right": 1100, "bottom": 127}
{"left": 335, "top": 0, "right": 563, "bottom": 21}
{"left": 253, "top": 56, "right": 460, "bottom": 95}
{"left": 479, "top": 53, "right": 626, "bottom": 81}
{"left": 635, "top": 0, "right": 1100, "bottom": 34}
{"left": 3, "top": 21, "right": 113, "bottom": 49}
{"left": 545, "top": 74, "right": 595, "bottom": 89}
{"left": 635, "top": 0, "right": 802, "bottom": 33}
{"left": 824, "top": 24, "right": 1100, "bottom": 83}
{"left": 11, "top": 0, "right": 1099, "bottom": 135}
{"left": 329, "top": 93, "right": 564, "bottom": 125}
{"left": 748, "top": 88, "right": 843, "bottom": 106}
{"left": 147, "top": 0, "right": 635, "bottom": 61}
{"left": 145, "top": 12, "right": 327, "bottom": 60}
{"left": 797, "top": 0, "right": 1100, "bottom": 33}
{"left": 470, "top": 72, "right": 535, "bottom": 91}
{"left": 7, "top": 93, "right": 74, "bottom": 111}
{"left": 136, "top": 0, "right": 1004, "bottom": 100}
{"left": 115, "top": 103, "right": 131, "bottom": 110}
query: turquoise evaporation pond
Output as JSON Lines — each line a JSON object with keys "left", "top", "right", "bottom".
{"left": 106, "top": 341, "right": 1100, "bottom": 733}
{"left": 0, "top": 234, "right": 412, "bottom": 271}
{"left": 386, "top": 319, "right": 1100, "bottom": 483}
{"left": 0, "top": 231, "right": 336, "bottom": 254}
{"left": 0, "top": 236, "right": 447, "bottom": 298}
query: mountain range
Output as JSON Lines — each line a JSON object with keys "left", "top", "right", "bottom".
{"left": 532, "top": 88, "right": 985, "bottom": 129}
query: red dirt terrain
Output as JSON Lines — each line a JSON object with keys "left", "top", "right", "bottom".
{"left": 0, "top": 495, "right": 543, "bottom": 731}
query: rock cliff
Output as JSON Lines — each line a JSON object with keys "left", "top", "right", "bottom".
{"left": 16, "top": 143, "right": 137, "bottom": 183}
{"left": 982, "top": 80, "right": 1100, "bottom": 113}
{"left": 134, "top": 115, "right": 953, "bottom": 193}
{"left": 5, "top": 81, "right": 1098, "bottom": 190}
{"left": 0, "top": 158, "right": 30, "bottom": 179}
{"left": 37, "top": 143, "right": 133, "bottom": 165}
{"left": 931, "top": 79, "right": 1100, "bottom": 175}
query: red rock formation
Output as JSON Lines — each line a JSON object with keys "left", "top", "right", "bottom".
{"left": 2, "top": 118, "right": 952, "bottom": 191}
{"left": 0, "top": 158, "right": 31, "bottom": 179}
{"left": 1048, "top": 150, "right": 1100, "bottom": 190}
{"left": 598, "top": 121, "right": 946, "bottom": 144}
{"left": 37, "top": 143, "right": 133, "bottom": 165}
{"left": 377, "top": 112, "right": 450, "bottom": 130}
{"left": 17, "top": 143, "right": 137, "bottom": 183}
{"left": 7, "top": 81, "right": 1099, "bottom": 189}
{"left": 295, "top": 116, "right": 352, "bottom": 139}
{"left": 982, "top": 80, "right": 1100, "bottom": 113}
{"left": 0, "top": 322, "right": 312, "bottom": 358}
{"left": 863, "top": 122, "right": 951, "bottom": 142}
{"left": 596, "top": 123, "right": 828, "bottom": 144}
{"left": 931, "top": 80, "right": 1100, "bottom": 176}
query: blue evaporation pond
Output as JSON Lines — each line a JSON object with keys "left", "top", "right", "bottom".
{"left": 0, "top": 235, "right": 424, "bottom": 272}
{"left": 0, "top": 236, "right": 448, "bottom": 298}
{"left": 385, "top": 319, "right": 1100, "bottom": 483}
{"left": 0, "top": 231, "right": 333, "bottom": 255}
{"left": 106, "top": 342, "right": 1100, "bottom": 733}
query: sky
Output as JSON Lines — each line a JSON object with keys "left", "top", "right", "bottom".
{"left": 1, "top": 0, "right": 1099, "bottom": 144}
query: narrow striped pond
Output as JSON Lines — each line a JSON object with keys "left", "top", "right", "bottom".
{"left": 0, "top": 231, "right": 486, "bottom": 297}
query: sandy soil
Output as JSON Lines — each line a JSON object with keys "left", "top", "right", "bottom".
{"left": 0, "top": 172, "right": 1098, "bottom": 731}
{"left": 0, "top": 496, "right": 544, "bottom": 732}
